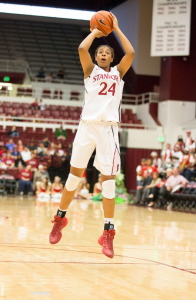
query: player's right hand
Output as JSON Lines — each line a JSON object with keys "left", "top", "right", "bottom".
{"left": 90, "top": 28, "right": 107, "bottom": 38}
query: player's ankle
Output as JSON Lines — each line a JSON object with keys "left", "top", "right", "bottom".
{"left": 57, "top": 208, "right": 67, "bottom": 218}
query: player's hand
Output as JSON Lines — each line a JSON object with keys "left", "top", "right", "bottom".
{"left": 109, "top": 12, "right": 119, "bottom": 31}
{"left": 90, "top": 28, "right": 107, "bottom": 38}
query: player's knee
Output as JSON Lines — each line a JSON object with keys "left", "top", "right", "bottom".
{"left": 102, "top": 179, "right": 115, "bottom": 199}
{"left": 65, "top": 173, "right": 81, "bottom": 191}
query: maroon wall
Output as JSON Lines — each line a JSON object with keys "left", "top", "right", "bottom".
{"left": 0, "top": 72, "right": 25, "bottom": 84}
{"left": 159, "top": 1, "right": 196, "bottom": 102}
{"left": 125, "top": 148, "right": 161, "bottom": 191}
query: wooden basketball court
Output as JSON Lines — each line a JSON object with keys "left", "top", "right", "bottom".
{"left": 0, "top": 196, "right": 195, "bottom": 299}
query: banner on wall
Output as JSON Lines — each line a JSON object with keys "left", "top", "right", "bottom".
{"left": 151, "top": 0, "right": 192, "bottom": 56}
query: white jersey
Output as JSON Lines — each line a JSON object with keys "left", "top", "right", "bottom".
{"left": 81, "top": 65, "right": 124, "bottom": 122}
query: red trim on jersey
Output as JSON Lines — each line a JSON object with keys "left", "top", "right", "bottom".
{"left": 111, "top": 147, "right": 117, "bottom": 175}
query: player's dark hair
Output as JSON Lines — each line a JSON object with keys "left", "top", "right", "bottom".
{"left": 95, "top": 45, "right": 114, "bottom": 58}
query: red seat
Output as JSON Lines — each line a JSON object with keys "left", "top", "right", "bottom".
{"left": 26, "top": 88, "right": 33, "bottom": 97}
{"left": 53, "top": 90, "right": 63, "bottom": 99}
{"left": 70, "top": 91, "right": 80, "bottom": 101}
{"left": 0, "top": 87, "right": 8, "bottom": 96}
{"left": 52, "top": 111, "right": 60, "bottom": 118}
{"left": 42, "top": 89, "right": 51, "bottom": 99}
{"left": 17, "top": 87, "right": 25, "bottom": 96}
{"left": 43, "top": 111, "right": 51, "bottom": 118}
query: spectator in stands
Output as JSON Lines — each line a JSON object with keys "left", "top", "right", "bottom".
{"left": 142, "top": 171, "right": 161, "bottom": 203}
{"left": 6, "top": 139, "right": 16, "bottom": 152}
{"left": 146, "top": 158, "right": 158, "bottom": 175}
{"left": 148, "top": 168, "right": 173, "bottom": 207}
{"left": 51, "top": 176, "right": 63, "bottom": 194}
{"left": 93, "top": 174, "right": 102, "bottom": 195}
{"left": 56, "top": 142, "right": 64, "bottom": 157}
{"left": 39, "top": 99, "right": 45, "bottom": 111}
{"left": 11, "top": 109, "right": 18, "bottom": 122}
{"left": 34, "top": 113, "right": 41, "bottom": 122}
{"left": 47, "top": 142, "right": 56, "bottom": 156}
{"left": 56, "top": 125, "right": 67, "bottom": 140}
{"left": 37, "top": 142, "right": 47, "bottom": 157}
{"left": 57, "top": 68, "right": 65, "bottom": 80}
{"left": 0, "top": 146, "right": 7, "bottom": 159}
{"left": 76, "top": 177, "right": 90, "bottom": 199}
{"left": 37, "top": 67, "right": 45, "bottom": 80}
{"left": 17, "top": 139, "right": 24, "bottom": 153}
{"left": 162, "top": 143, "right": 173, "bottom": 169}
{"left": 11, "top": 145, "right": 21, "bottom": 167}
{"left": 33, "top": 164, "right": 50, "bottom": 191}
{"left": 189, "top": 138, "right": 195, "bottom": 152}
{"left": 45, "top": 73, "right": 53, "bottom": 82}
{"left": 185, "top": 130, "right": 193, "bottom": 149}
{"left": 18, "top": 165, "right": 33, "bottom": 195}
{"left": 135, "top": 170, "right": 152, "bottom": 204}
{"left": 32, "top": 99, "right": 39, "bottom": 110}
{"left": 36, "top": 176, "right": 51, "bottom": 195}
{"left": 136, "top": 158, "right": 146, "bottom": 186}
{"left": 151, "top": 152, "right": 162, "bottom": 172}
{"left": 22, "top": 113, "right": 30, "bottom": 122}
{"left": 26, "top": 153, "right": 38, "bottom": 172}
{"left": 179, "top": 148, "right": 195, "bottom": 181}
{"left": 2, "top": 152, "right": 15, "bottom": 169}
{"left": 28, "top": 140, "right": 37, "bottom": 152}
{"left": 21, "top": 146, "right": 31, "bottom": 164}
{"left": 175, "top": 135, "right": 185, "bottom": 152}
{"left": 67, "top": 142, "right": 72, "bottom": 155}
{"left": 171, "top": 144, "right": 183, "bottom": 167}
{"left": 42, "top": 137, "right": 50, "bottom": 148}
{"left": 7, "top": 126, "right": 19, "bottom": 137}
{"left": 159, "top": 167, "right": 188, "bottom": 200}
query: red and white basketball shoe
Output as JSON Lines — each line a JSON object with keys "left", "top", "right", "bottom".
{"left": 49, "top": 215, "right": 68, "bottom": 244}
{"left": 98, "top": 229, "right": 116, "bottom": 258}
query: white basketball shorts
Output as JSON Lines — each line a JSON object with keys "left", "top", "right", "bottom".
{"left": 70, "top": 121, "right": 121, "bottom": 176}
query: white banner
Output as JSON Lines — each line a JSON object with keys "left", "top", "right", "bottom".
{"left": 151, "top": 0, "right": 192, "bottom": 56}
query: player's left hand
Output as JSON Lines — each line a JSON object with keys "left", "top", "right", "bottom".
{"left": 109, "top": 12, "right": 119, "bottom": 31}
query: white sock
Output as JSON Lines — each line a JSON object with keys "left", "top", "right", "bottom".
{"left": 104, "top": 218, "right": 114, "bottom": 225}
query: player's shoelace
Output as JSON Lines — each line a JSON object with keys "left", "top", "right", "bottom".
{"left": 51, "top": 218, "right": 62, "bottom": 234}
{"left": 103, "top": 230, "right": 115, "bottom": 248}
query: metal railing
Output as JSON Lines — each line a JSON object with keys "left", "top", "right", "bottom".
{"left": 122, "top": 92, "right": 159, "bottom": 105}
{"left": 0, "top": 115, "right": 157, "bottom": 131}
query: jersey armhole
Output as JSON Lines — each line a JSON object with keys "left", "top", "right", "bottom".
{"left": 84, "top": 64, "right": 96, "bottom": 82}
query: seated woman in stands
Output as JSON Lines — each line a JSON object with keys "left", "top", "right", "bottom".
{"left": 56, "top": 142, "right": 64, "bottom": 157}
{"left": 36, "top": 176, "right": 51, "bottom": 201}
{"left": 52, "top": 176, "right": 63, "bottom": 194}
{"left": 47, "top": 142, "right": 57, "bottom": 156}
{"left": 141, "top": 171, "right": 161, "bottom": 204}
{"left": 76, "top": 177, "right": 90, "bottom": 199}
{"left": 93, "top": 174, "right": 102, "bottom": 196}
{"left": 51, "top": 176, "right": 63, "bottom": 203}
{"left": 17, "top": 140, "right": 24, "bottom": 153}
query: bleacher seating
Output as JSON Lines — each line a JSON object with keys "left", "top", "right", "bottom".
{"left": 0, "top": 18, "right": 86, "bottom": 82}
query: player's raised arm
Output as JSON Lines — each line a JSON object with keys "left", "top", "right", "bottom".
{"left": 110, "top": 12, "right": 135, "bottom": 79}
{"left": 78, "top": 29, "right": 106, "bottom": 78}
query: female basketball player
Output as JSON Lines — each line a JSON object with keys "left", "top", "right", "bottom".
{"left": 49, "top": 12, "right": 135, "bottom": 258}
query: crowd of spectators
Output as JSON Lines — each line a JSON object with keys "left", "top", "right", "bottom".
{"left": 36, "top": 67, "right": 66, "bottom": 82}
{"left": 0, "top": 133, "right": 72, "bottom": 196}
{"left": 135, "top": 131, "right": 196, "bottom": 208}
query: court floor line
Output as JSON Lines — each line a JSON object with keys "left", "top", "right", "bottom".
{"left": 0, "top": 244, "right": 195, "bottom": 275}
{"left": 0, "top": 243, "right": 195, "bottom": 253}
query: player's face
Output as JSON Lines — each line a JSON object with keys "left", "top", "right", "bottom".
{"left": 95, "top": 46, "right": 113, "bottom": 68}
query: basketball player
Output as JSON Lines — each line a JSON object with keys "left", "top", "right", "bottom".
{"left": 49, "top": 12, "right": 135, "bottom": 258}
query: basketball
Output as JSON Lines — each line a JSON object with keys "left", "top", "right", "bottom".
{"left": 90, "top": 11, "right": 113, "bottom": 35}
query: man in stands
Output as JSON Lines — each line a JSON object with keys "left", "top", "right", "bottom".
{"left": 174, "top": 135, "right": 185, "bottom": 152}
{"left": 179, "top": 148, "right": 195, "bottom": 181}
{"left": 11, "top": 145, "right": 21, "bottom": 167}
{"left": 28, "top": 140, "right": 37, "bottom": 152}
{"left": 162, "top": 143, "right": 172, "bottom": 169}
{"left": 33, "top": 164, "right": 50, "bottom": 191}
{"left": 5, "top": 139, "right": 16, "bottom": 152}
{"left": 7, "top": 126, "right": 19, "bottom": 137}
{"left": 26, "top": 153, "right": 38, "bottom": 172}
{"left": 18, "top": 165, "right": 33, "bottom": 195}
{"left": 185, "top": 130, "right": 194, "bottom": 149}
{"left": 3, "top": 152, "right": 15, "bottom": 169}
{"left": 159, "top": 167, "right": 188, "bottom": 200}
{"left": 151, "top": 151, "right": 162, "bottom": 172}
{"left": 135, "top": 169, "right": 152, "bottom": 205}
{"left": 171, "top": 144, "right": 183, "bottom": 168}
{"left": 21, "top": 146, "right": 31, "bottom": 164}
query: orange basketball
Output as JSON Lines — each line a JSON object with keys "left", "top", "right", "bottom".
{"left": 90, "top": 11, "right": 113, "bottom": 35}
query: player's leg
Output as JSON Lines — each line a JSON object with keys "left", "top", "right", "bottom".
{"left": 49, "top": 121, "right": 95, "bottom": 244}
{"left": 94, "top": 124, "right": 120, "bottom": 258}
